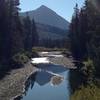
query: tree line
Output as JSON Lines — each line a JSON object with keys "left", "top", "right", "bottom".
{"left": 0, "top": 0, "right": 38, "bottom": 70}
{"left": 70, "top": 0, "right": 100, "bottom": 84}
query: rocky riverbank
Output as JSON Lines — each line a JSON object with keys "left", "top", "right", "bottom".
{"left": 0, "top": 51, "right": 76, "bottom": 100}
{"left": 38, "top": 51, "right": 76, "bottom": 69}
{"left": 0, "top": 62, "right": 37, "bottom": 100}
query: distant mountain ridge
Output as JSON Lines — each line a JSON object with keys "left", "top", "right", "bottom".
{"left": 20, "top": 5, "right": 69, "bottom": 46}
{"left": 20, "top": 5, "right": 69, "bottom": 30}
{"left": 36, "top": 23, "right": 68, "bottom": 40}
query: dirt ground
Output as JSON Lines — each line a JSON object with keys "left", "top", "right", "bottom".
{"left": 0, "top": 62, "right": 37, "bottom": 100}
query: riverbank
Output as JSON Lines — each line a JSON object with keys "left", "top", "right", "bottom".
{"left": 38, "top": 51, "right": 76, "bottom": 69}
{"left": 70, "top": 59, "right": 100, "bottom": 100}
{"left": 0, "top": 51, "right": 75, "bottom": 100}
{"left": 49, "top": 56, "right": 76, "bottom": 69}
{"left": 0, "top": 62, "right": 37, "bottom": 100}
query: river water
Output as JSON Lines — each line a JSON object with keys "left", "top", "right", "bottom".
{"left": 21, "top": 52, "right": 70, "bottom": 100}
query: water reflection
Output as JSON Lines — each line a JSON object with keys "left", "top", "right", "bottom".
{"left": 20, "top": 64, "right": 70, "bottom": 100}
{"left": 36, "top": 63, "right": 67, "bottom": 73}
{"left": 25, "top": 72, "right": 37, "bottom": 94}
{"left": 35, "top": 71, "right": 54, "bottom": 86}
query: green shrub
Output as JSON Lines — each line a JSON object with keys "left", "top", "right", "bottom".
{"left": 71, "top": 84, "right": 100, "bottom": 100}
{"left": 82, "top": 58, "right": 95, "bottom": 83}
{"left": 24, "top": 51, "right": 38, "bottom": 58}
{"left": 12, "top": 52, "right": 29, "bottom": 65}
{"left": 32, "top": 47, "right": 67, "bottom": 52}
{"left": 24, "top": 51, "right": 32, "bottom": 58}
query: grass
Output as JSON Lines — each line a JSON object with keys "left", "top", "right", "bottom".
{"left": 71, "top": 84, "right": 100, "bottom": 100}
{"left": 70, "top": 57, "right": 100, "bottom": 100}
{"left": 32, "top": 47, "right": 67, "bottom": 52}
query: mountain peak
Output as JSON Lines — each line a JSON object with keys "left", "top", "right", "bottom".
{"left": 20, "top": 5, "right": 69, "bottom": 30}
{"left": 37, "top": 5, "right": 52, "bottom": 11}
{"left": 40, "top": 5, "right": 47, "bottom": 8}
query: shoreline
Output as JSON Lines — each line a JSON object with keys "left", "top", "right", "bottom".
{"left": 0, "top": 62, "right": 37, "bottom": 100}
{"left": 11, "top": 67, "right": 38, "bottom": 100}
{"left": 0, "top": 51, "right": 76, "bottom": 100}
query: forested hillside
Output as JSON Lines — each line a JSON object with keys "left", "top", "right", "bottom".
{"left": 70, "top": 0, "right": 100, "bottom": 99}
{"left": 20, "top": 5, "right": 69, "bottom": 47}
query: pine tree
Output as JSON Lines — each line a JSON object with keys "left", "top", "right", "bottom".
{"left": 86, "top": 1, "right": 100, "bottom": 77}
{"left": 0, "top": 0, "right": 24, "bottom": 66}
{"left": 23, "top": 15, "right": 38, "bottom": 52}
{"left": 69, "top": 4, "right": 80, "bottom": 59}
{"left": 6, "top": 0, "right": 24, "bottom": 62}
{"left": 0, "top": 0, "right": 11, "bottom": 64}
{"left": 23, "top": 14, "right": 32, "bottom": 51}
{"left": 70, "top": 0, "right": 100, "bottom": 80}
{"left": 31, "top": 18, "right": 38, "bottom": 47}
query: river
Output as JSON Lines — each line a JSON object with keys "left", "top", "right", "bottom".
{"left": 20, "top": 51, "right": 71, "bottom": 100}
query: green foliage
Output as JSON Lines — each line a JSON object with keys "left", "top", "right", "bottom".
{"left": 0, "top": 0, "right": 24, "bottom": 65}
{"left": 23, "top": 15, "right": 38, "bottom": 52}
{"left": 32, "top": 47, "right": 67, "bottom": 52}
{"left": 82, "top": 59, "right": 95, "bottom": 83}
{"left": 24, "top": 51, "right": 33, "bottom": 58}
{"left": 70, "top": 1, "right": 100, "bottom": 98}
{"left": 0, "top": 0, "right": 38, "bottom": 70}
{"left": 70, "top": 0, "right": 100, "bottom": 79}
{"left": 12, "top": 52, "right": 29, "bottom": 65}
{"left": 71, "top": 84, "right": 100, "bottom": 100}
{"left": 69, "top": 3, "right": 88, "bottom": 60}
{"left": 70, "top": 69, "right": 85, "bottom": 92}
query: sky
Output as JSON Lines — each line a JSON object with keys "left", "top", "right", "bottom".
{"left": 19, "top": 0, "right": 84, "bottom": 22}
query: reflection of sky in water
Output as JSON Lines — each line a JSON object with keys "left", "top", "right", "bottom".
{"left": 37, "top": 64, "right": 67, "bottom": 73}
{"left": 22, "top": 64, "right": 70, "bottom": 100}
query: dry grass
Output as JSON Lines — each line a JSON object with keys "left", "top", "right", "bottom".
{"left": 71, "top": 84, "right": 100, "bottom": 100}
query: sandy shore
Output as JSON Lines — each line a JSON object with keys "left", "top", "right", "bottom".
{"left": 0, "top": 62, "right": 37, "bottom": 100}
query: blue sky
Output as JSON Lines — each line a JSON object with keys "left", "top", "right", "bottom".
{"left": 19, "top": 0, "right": 84, "bottom": 22}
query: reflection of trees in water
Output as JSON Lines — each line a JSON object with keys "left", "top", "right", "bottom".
{"left": 18, "top": 64, "right": 67, "bottom": 100}
{"left": 14, "top": 95, "right": 23, "bottom": 100}
{"left": 35, "top": 71, "right": 54, "bottom": 85}
{"left": 24, "top": 72, "right": 37, "bottom": 95}
{"left": 34, "top": 64, "right": 67, "bottom": 86}
{"left": 13, "top": 72, "right": 37, "bottom": 100}
{"left": 24, "top": 64, "right": 67, "bottom": 90}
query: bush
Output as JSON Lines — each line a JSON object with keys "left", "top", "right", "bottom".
{"left": 24, "top": 51, "right": 33, "bottom": 58}
{"left": 71, "top": 84, "right": 100, "bottom": 100}
{"left": 12, "top": 52, "right": 29, "bottom": 65}
{"left": 82, "top": 58, "right": 95, "bottom": 83}
{"left": 32, "top": 47, "right": 67, "bottom": 52}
